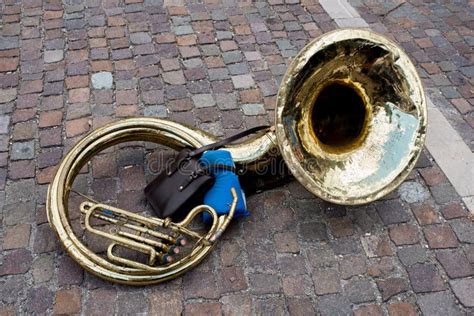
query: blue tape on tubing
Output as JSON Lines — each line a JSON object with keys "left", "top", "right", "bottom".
{"left": 199, "top": 150, "right": 249, "bottom": 223}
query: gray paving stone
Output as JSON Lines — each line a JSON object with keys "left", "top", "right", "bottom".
{"left": 284, "top": 21, "right": 302, "bottom": 31}
{"left": 0, "top": 36, "right": 20, "bottom": 50}
{"left": 187, "top": 81, "right": 210, "bottom": 94}
{"left": 117, "top": 292, "right": 147, "bottom": 314}
{"left": 307, "top": 243, "right": 337, "bottom": 269}
{"left": 165, "top": 85, "right": 187, "bottom": 100}
{"left": 397, "top": 245, "right": 429, "bottom": 266}
{"left": 438, "top": 61, "right": 456, "bottom": 72}
{"left": 228, "top": 63, "right": 249, "bottom": 75}
{"left": 11, "top": 141, "right": 35, "bottom": 160}
{"left": 439, "top": 86, "right": 461, "bottom": 99}
{"left": 211, "top": 10, "right": 227, "bottom": 21}
{"left": 251, "top": 22, "right": 268, "bottom": 33}
{"left": 88, "top": 15, "right": 105, "bottom": 27}
{"left": 287, "top": 298, "right": 315, "bottom": 315}
{"left": 459, "top": 66, "right": 474, "bottom": 78}
{"left": 65, "top": 3, "right": 84, "bottom": 13}
{"left": 64, "top": 12, "right": 84, "bottom": 20}
{"left": 450, "top": 218, "right": 474, "bottom": 243}
{"left": 1, "top": 22, "right": 18, "bottom": 35}
{"left": 343, "top": 278, "right": 376, "bottom": 303}
{"left": 91, "top": 72, "right": 113, "bottom": 89}
{"left": 451, "top": 278, "right": 474, "bottom": 307}
{"left": 26, "top": 286, "right": 54, "bottom": 314}
{"left": 241, "top": 103, "right": 265, "bottom": 116}
{"left": 201, "top": 122, "right": 223, "bottom": 137}
{"left": 0, "top": 135, "right": 9, "bottom": 151}
{"left": 192, "top": 94, "right": 216, "bottom": 108}
{"left": 360, "top": 234, "right": 393, "bottom": 257}
{"left": 66, "top": 103, "right": 91, "bottom": 120}
{"left": 0, "top": 103, "right": 13, "bottom": 116}
{"left": 0, "top": 191, "right": 5, "bottom": 212}
{"left": 208, "top": 68, "right": 229, "bottom": 81}
{"left": 44, "top": 50, "right": 64, "bottom": 63}
{"left": 171, "top": 16, "right": 191, "bottom": 26}
{"left": 201, "top": 44, "right": 220, "bottom": 56}
{"left": 338, "top": 255, "right": 367, "bottom": 279}
{"left": 257, "top": 80, "right": 278, "bottom": 96}
{"left": 115, "top": 79, "right": 135, "bottom": 90}
{"left": 216, "top": 31, "right": 233, "bottom": 40}
{"left": 4, "top": 200, "right": 36, "bottom": 225}
{"left": 312, "top": 269, "right": 341, "bottom": 295}
{"left": 183, "top": 58, "right": 203, "bottom": 69}
{"left": 317, "top": 294, "right": 352, "bottom": 316}
{"left": 417, "top": 291, "right": 463, "bottom": 316}
{"left": 246, "top": 241, "right": 278, "bottom": 271}
{"left": 232, "top": 74, "right": 255, "bottom": 89}
{"left": 269, "top": 64, "right": 287, "bottom": 76}
{"left": 436, "top": 250, "right": 473, "bottom": 278}
{"left": 5, "top": 180, "right": 36, "bottom": 205}
{"left": 376, "top": 277, "right": 409, "bottom": 301}
{"left": 130, "top": 32, "right": 152, "bottom": 44}
{"left": 0, "top": 115, "right": 9, "bottom": 134}
{"left": 0, "top": 275, "right": 26, "bottom": 304}
{"left": 464, "top": 36, "right": 474, "bottom": 46}
{"left": 144, "top": 105, "right": 167, "bottom": 118}
{"left": 249, "top": 273, "right": 281, "bottom": 294}
{"left": 171, "top": 25, "right": 193, "bottom": 35}
{"left": 398, "top": 181, "right": 430, "bottom": 204}
{"left": 331, "top": 237, "right": 361, "bottom": 255}
{"left": 190, "top": 11, "right": 208, "bottom": 21}
{"left": 244, "top": 51, "right": 262, "bottom": 61}
{"left": 276, "top": 39, "right": 294, "bottom": 51}
{"left": 376, "top": 200, "right": 411, "bottom": 225}
{"left": 431, "top": 36, "right": 451, "bottom": 48}
{"left": 0, "top": 88, "right": 17, "bottom": 104}
{"left": 32, "top": 254, "right": 55, "bottom": 283}
{"left": 162, "top": 70, "right": 186, "bottom": 85}
{"left": 220, "top": 294, "right": 252, "bottom": 316}
{"left": 65, "top": 19, "right": 87, "bottom": 30}
{"left": 222, "top": 51, "right": 243, "bottom": 64}
{"left": 351, "top": 206, "right": 382, "bottom": 233}
{"left": 298, "top": 222, "right": 328, "bottom": 241}
{"left": 431, "top": 74, "right": 451, "bottom": 86}
{"left": 281, "top": 49, "right": 298, "bottom": 58}
{"left": 408, "top": 263, "right": 446, "bottom": 293}
{"left": 254, "top": 297, "right": 286, "bottom": 315}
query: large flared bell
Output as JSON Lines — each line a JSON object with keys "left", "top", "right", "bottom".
{"left": 275, "top": 29, "right": 427, "bottom": 205}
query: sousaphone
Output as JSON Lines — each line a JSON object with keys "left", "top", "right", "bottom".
{"left": 47, "top": 29, "right": 426, "bottom": 285}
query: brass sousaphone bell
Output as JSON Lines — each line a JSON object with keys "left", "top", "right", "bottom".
{"left": 47, "top": 29, "right": 427, "bottom": 285}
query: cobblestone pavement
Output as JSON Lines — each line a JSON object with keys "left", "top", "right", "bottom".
{"left": 348, "top": 0, "right": 474, "bottom": 151}
{"left": 1, "top": 0, "right": 473, "bottom": 315}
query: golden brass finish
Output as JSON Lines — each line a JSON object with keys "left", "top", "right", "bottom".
{"left": 308, "top": 79, "right": 371, "bottom": 154}
{"left": 276, "top": 29, "right": 426, "bottom": 204}
{"left": 47, "top": 29, "right": 427, "bottom": 285}
{"left": 46, "top": 117, "right": 240, "bottom": 285}
{"left": 77, "top": 190, "right": 236, "bottom": 273}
